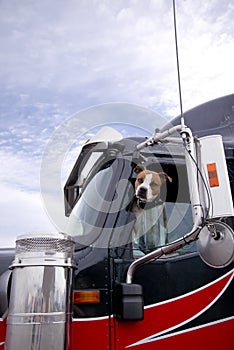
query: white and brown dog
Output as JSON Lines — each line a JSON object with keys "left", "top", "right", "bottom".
{"left": 134, "top": 164, "right": 172, "bottom": 207}
{"left": 132, "top": 165, "right": 172, "bottom": 248}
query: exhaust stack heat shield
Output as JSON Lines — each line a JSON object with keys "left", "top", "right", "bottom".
{"left": 5, "top": 232, "right": 75, "bottom": 350}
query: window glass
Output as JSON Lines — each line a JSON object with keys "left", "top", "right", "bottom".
{"left": 132, "top": 202, "right": 195, "bottom": 256}
{"left": 77, "top": 151, "right": 103, "bottom": 188}
{"left": 67, "top": 163, "right": 115, "bottom": 238}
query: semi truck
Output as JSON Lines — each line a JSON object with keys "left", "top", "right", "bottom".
{"left": 0, "top": 94, "right": 234, "bottom": 349}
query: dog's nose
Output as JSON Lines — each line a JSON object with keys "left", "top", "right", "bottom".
{"left": 139, "top": 186, "right": 147, "bottom": 193}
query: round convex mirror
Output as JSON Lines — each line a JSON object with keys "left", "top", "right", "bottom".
{"left": 197, "top": 221, "right": 234, "bottom": 268}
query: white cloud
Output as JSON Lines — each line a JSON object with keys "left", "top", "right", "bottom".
{"left": 174, "top": 0, "right": 234, "bottom": 112}
{"left": 0, "top": 183, "right": 55, "bottom": 247}
{"left": 1, "top": 0, "right": 233, "bottom": 115}
{"left": 0, "top": 150, "right": 40, "bottom": 191}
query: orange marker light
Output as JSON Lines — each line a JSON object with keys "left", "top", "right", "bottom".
{"left": 207, "top": 163, "right": 219, "bottom": 187}
{"left": 73, "top": 290, "right": 100, "bottom": 304}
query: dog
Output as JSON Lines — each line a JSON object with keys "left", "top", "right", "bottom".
{"left": 132, "top": 164, "right": 172, "bottom": 254}
{"left": 134, "top": 164, "right": 172, "bottom": 205}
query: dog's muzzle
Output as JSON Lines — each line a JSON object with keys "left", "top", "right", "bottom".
{"left": 136, "top": 186, "right": 147, "bottom": 201}
{"left": 135, "top": 192, "right": 162, "bottom": 210}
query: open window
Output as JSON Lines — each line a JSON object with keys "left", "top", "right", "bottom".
{"left": 130, "top": 157, "right": 194, "bottom": 257}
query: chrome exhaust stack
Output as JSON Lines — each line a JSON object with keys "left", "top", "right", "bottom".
{"left": 5, "top": 232, "right": 75, "bottom": 350}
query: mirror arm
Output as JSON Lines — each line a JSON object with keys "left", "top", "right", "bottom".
{"left": 136, "top": 125, "right": 182, "bottom": 150}
{"left": 126, "top": 218, "right": 202, "bottom": 284}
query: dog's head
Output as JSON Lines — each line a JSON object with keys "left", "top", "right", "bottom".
{"left": 134, "top": 165, "right": 172, "bottom": 203}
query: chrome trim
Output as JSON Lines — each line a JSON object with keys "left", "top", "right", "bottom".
{"left": 0, "top": 270, "right": 11, "bottom": 319}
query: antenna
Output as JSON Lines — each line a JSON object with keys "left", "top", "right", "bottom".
{"left": 172, "top": 0, "right": 185, "bottom": 128}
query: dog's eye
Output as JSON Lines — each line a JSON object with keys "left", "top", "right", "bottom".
{"left": 150, "top": 182, "right": 159, "bottom": 188}
{"left": 138, "top": 178, "right": 144, "bottom": 184}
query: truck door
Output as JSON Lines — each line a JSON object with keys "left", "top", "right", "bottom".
{"left": 111, "top": 157, "right": 234, "bottom": 350}
{"left": 113, "top": 249, "right": 234, "bottom": 349}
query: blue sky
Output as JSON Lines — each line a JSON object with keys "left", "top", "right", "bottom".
{"left": 0, "top": 0, "right": 234, "bottom": 247}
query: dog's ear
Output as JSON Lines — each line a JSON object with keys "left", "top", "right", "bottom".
{"left": 158, "top": 172, "right": 172, "bottom": 183}
{"left": 134, "top": 164, "right": 146, "bottom": 174}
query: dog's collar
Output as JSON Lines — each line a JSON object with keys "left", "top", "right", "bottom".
{"left": 136, "top": 195, "right": 163, "bottom": 209}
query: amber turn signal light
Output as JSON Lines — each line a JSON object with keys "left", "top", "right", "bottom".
{"left": 73, "top": 290, "right": 100, "bottom": 304}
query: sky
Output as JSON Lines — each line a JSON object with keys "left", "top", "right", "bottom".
{"left": 0, "top": 0, "right": 234, "bottom": 247}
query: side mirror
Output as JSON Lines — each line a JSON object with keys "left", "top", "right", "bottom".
{"left": 197, "top": 221, "right": 234, "bottom": 268}
{"left": 115, "top": 282, "right": 144, "bottom": 321}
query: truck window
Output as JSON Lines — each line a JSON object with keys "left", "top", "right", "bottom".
{"left": 131, "top": 158, "right": 195, "bottom": 257}
{"left": 132, "top": 202, "right": 194, "bottom": 257}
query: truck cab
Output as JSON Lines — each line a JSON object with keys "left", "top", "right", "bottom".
{"left": 63, "top": 95, "right": 234, "bottom": 349}
{"left": 1, "top": 94, "right": 234, "bottom": 349}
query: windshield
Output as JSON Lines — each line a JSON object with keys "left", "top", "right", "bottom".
{"left": 66, "top": 158, "right": 136, "bottom": 248}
